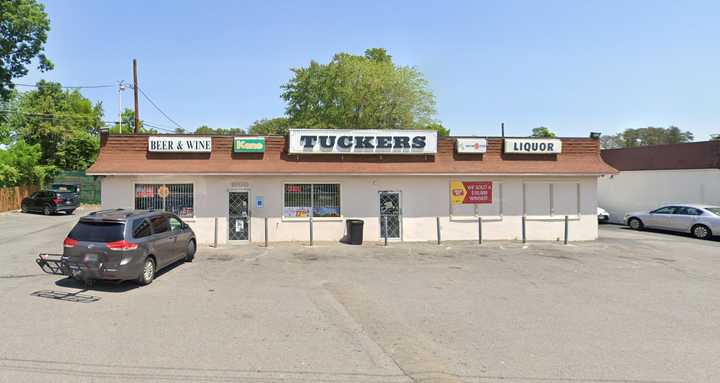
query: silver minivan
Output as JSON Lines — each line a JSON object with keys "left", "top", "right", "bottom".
{"left": 625, "top": 204, "right": 720, "bottom": 239}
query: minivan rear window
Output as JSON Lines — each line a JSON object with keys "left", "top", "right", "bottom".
{"left": 68, "top": 222, "right": 125, "bottom": 242}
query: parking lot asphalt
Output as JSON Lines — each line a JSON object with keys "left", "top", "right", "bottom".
{"left": 1, "top": 210, "right": 719, "bottom": 383}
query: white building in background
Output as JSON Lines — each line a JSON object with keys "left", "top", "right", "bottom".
{"left": 88, "top": 130, "right": 615, "bottom": 245}
{"left": 599, "top": 141, "right": 720, "bottom": 223}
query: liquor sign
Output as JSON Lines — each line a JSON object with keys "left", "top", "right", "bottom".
{"left": 233, "top": 137, "right": 265, "bottom": 153}
{"left": 450, "top": 181, "right": 493, "bottom": 205}
{"left": 148, "top": 136, "right": 212, "bottom": 152}
{"left": 504, "top": 138, "right": 561, "bottom": 154}
{"left": 456, "top": 138, "right": 488, "bottom": 153}
{"left": 288, "top": 129, "right": 437, "bottom": 155}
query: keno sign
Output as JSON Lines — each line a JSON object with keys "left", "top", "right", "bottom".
{"left": 148, "top": 136, "right": 212, "bottom": 153}
{"left": 504, "top": 138, "right": 562, "bottom": 154}
{"left": 288, "top": 129, "right": 437, "bottom": 155}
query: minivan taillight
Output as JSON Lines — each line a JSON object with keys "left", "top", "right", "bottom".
{"left": 63, "top": 238, "right": 78, "bottom": 248}
{"left": 106, "top": 240, "right": 139, "bottom": 251}
{"left": 52, "top": 197, "right": 62, "bottom": 205}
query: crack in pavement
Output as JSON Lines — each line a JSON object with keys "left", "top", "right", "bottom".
{"left": 317, "top": 281, "right": 468, "bottom": 383}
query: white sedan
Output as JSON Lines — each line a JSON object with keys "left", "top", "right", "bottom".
{"left": 597, "top": 207, "right": 610, "bottom": 223}
{"left": 625, "top": 204, "right": 720, "bottom": 239}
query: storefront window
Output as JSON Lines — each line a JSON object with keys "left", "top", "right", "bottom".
{"left": 135, "top": 183, "right": 194, "bottom": 218}
{"left": 283, "top": 183, "right": 340, "bottom": 218}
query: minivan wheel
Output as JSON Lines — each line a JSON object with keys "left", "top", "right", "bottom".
{"left": 43, "top": 205, "right": 51, "bottom": 216}
{"left": 692, "top": 224, "right": 711, "bottom": 240}
{"left": 185, "top": 240, "right": 196, "bottom": 262}
{"left": 628, "top": 218, "right": 643, "bottom": 230}
{"left": 138, "top": 258, "right": 155, "bottom": 285}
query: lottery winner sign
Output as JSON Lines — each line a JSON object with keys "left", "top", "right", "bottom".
{"left": 450, "top": 181, "right": 493, "bottom": 205}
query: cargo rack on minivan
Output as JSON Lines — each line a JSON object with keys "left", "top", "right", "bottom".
{"left": 36, "top": 253, "right": 68, "bottom": 276}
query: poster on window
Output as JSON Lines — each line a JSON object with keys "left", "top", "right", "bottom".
{"left": 283, "top": 207, "right": 311, "bottom": 217}
{"left": 450, "top": 181, "right": 492, "bottom": 205}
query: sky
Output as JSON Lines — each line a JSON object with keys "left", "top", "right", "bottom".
{"left": 17, "top": 0, "right": 720, "bottom": 139}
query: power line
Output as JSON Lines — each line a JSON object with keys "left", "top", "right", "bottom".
{"left": 0, "top": 108, "right": 179, "bottom": 134}
{"left": 135, "top": 86, "right": 185, "bottom": 130}
{"left": 143, "top": 120, "right": 178, "bottom": 131}
{"left": 0, "top": 108, "right": 114, "bottom": 124}
{"left": 12, "top": 83, "right": 116, "bottom": 89}
{"left": 142, "top": 122, "right": 176, "bottom": 133}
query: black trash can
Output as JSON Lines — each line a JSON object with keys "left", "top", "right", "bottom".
{"left": 346, "top": 219, "right": 364, "bottom": 245}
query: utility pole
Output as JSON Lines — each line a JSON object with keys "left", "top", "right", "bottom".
{"left": 501, "top": 122, "right": 505, "bottom": 137}
{"left": 133, "top": 59, "right": 140, "bottom": 134}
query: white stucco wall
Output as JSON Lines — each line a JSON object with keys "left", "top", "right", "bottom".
{"left": 100, "top": 175, "right": 600, "bottom": 244}
{"left": 598, "top": 169, "right": 720, "bottom": 223}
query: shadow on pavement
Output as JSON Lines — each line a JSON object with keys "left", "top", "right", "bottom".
{"left": 50, "top": 259, "right": 187, "bottom": 293}
{"left": 54, "top": 277, "right": 139, "bottom": 293}
{"left": 30, "top": 289, "right": 100, "bottom": 303}
{"left": 617, "top": 226, "right": 720, "bottom": 242}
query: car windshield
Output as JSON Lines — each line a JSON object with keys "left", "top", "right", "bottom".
{"left": 68, "top": 222, "right": 125, "bottom": 242}
{"left": 51, "top": 184, "right": 77, "bottom": 193}
{"left": 705, "top": 207, "right": 720, "bottom": 216}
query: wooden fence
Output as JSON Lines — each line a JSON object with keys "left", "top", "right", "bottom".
{"left": 0, "top": 185, "right": 39, "bottom": 213}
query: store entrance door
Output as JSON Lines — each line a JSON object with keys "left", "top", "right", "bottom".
{"left": 379, "top": 191, "right": 402, "bottom": 240}
{"left": 229, "top": 190, "right": 249, "bottom": 241}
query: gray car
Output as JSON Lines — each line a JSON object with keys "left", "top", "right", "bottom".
{"left": 61, "top": 209, "right": 196, "bottom": 285}
{"left": 625, "top": 204, "right": 720, "bottom": 239}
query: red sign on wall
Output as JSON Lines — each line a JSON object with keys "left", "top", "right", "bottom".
{"left": 450, "top": 181, "right": 492, "bottom": 204}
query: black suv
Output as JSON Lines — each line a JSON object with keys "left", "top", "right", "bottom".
{"left": 21, "top": 190, "right": 80, "bottom": 215}
{"left": 61, "top": 209, "right": 196, "bottom": 285}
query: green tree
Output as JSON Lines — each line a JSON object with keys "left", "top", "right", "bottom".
{"left": 426, "top": 122, "right": 450, "bottom": 137}
{"left": 0, "top": 0, "right": 54, "bottom": 101}
{"left": 531, "top": 126, "right": 556, "bottom": 138}
{"left": 281, "top": 48, "right": 437, "bottom": 130}
{"left": 600, "top": 134, "right": 624, "bottom": 149}
{"left": 2, "top": 80, "right": 103, "bottom": 170}
{"left": 600, "top": 126, "right": 694, "bottom": 149}
{"left": 0, "top": 139, "right": 53, "bottom": 187}
{"left": 194, "top": 125, "right": 245, "bottom": 135}
{"left": 248, "top": 117, "right": 290, "bottom": 135}
{"left": 108, "top": 108, "right": 157, "bottom": 134}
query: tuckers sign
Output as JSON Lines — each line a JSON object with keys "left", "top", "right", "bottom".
{"left": 288, "top": 129, "right": 437, "bottom": 155}
{"left": 148, "top": 136, "right": 212, "bottom": 153}
{"left": 504, "top": 138, "right": 562, "bottom": 154}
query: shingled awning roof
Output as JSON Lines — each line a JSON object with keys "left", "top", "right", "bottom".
{"left": 87, "top": 134, "right": 616, "bottom": 176}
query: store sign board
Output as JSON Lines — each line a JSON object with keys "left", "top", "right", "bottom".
{"left": 504, "top": 138, "right": 561, "bottom": 154}
{"left": 233, "top": 137, "right": 265, "bottom": 153}
{"left": 288, "top": 129, "right": 437, "bottom": 155}
{"left": 148, "top": 136, "right": 212, "bottom": 152}
{"left": 450, "top": 181, "right": 492, "bottom": 205}
{"left": 456, "top": 138, "right": 488, "bottom": 153}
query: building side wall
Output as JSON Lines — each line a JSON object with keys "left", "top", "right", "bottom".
{"left": 598, "top": 169, "right": 720, "bottom": 223}
{"left": 101, "top": 175, "right": 599, "bottom": 244}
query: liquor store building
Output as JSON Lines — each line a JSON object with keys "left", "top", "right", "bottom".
{"left": 87, "top": 129, "right": 616, "bottom": 245}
